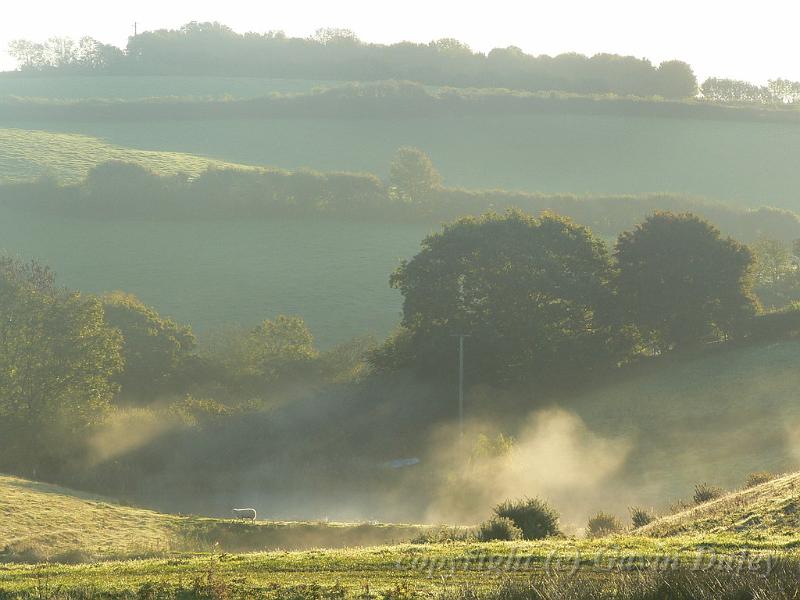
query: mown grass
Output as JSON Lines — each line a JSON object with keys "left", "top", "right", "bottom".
{"left": 0, "top": 475, "right": 429, "bottom": 561}
{"left": 0, "top": 128, "right": 259, "bottom": 184}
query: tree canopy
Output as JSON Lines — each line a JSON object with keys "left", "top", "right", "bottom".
{"left": 380, "top": 210, "right": 625, "bottom": 384}
{"left": 102, "top": 291, "right": 196, "bottom": 399}
{"left": 388, "top": 147, "right": 442, "bottom": 206}
{"left": 0, "top": 257, "right": 122, "bottom": 475}
{"left": 614, "top": 212, "right": 756, "bottom": 351}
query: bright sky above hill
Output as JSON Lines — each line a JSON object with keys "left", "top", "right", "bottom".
{"left": 2, "top": 0, "right": 799, "bottom": 83}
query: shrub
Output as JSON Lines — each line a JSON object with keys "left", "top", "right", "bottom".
{"left": 477, "top": 517, "right": 523, "bottom": 542}
{"left": 693, "top": 483, "right": 726, "bottom": 504}
{"left": 744, "top": 471, "right": 776, "bottom": 488}
{"left": 629, "top": 506, "right": 655, "bottom": 528}
{"left": 586, "top": 512, "right": 623, "bottom": 538}
{"left": 493, "top": 497, "right": 559, "bottom": 540}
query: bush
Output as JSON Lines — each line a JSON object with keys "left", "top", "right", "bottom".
{"left": 586, "top": 512, "right": 623, "bottom": 538}
{"left": 629, "top": 506, "right": 655, "bottom": 528}
{"left": 693, "top": 483, "right": 726, "bottom": 504}
{"left": 493, "top": 497, "right": 559, "bottom": 540}
{"left": 744, "top": 471, "right": 776, "bottom": 488}
{"left": 477, "top": 517, "right": 523, "bottom": 542}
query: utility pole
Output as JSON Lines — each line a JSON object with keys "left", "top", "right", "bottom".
{"left": 133, "top": 22, "right": 138, "bottom": 37}
{"left": 451, "top": 334, "right": 470, "bottom": 438}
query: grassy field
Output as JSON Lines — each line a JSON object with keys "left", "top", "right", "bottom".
{"left": 0, "top": 75, "right": 332, "bottom": 100}
{"left": 5, "top": 111, "right": 800, "bottom": 210}
{"left": 3, "top": 468, "right": 800, "bottom": 596}
{"left": 1, "top": 535, "right": 796, "bottom": 595}
{"left": 0, "top": 128, "right": 262, "bottom": 184}
{"left": 443, "top": 339, "right": 800, "bottom": 529}
{"left": 0, "top": 474, "right": 428, "bottom": 561}
{"left": 0, "top": 203, "right": 430, "bottom": 346}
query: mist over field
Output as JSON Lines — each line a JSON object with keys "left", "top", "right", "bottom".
{"left": 4, "top": 12, "right": 800, "bottom": 598}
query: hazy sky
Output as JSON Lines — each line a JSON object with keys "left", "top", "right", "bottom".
{"left": 2, "top": 0, "right": 799, "bottom": 83}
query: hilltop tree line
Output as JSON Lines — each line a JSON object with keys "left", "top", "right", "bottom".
{"left": 4, "top": 150, "right": 800, "bottom": 245}
{"left": 9, "top": 23, "right": 697, "bottom": 98}
{"left": 701, "top": 78, "right": 800, "bottom": 105}
{"left": 12, "top": 28, "right": 800, "bottom": 106}
{"left": 3, "top": 209, "right": 800, "bottom": 482}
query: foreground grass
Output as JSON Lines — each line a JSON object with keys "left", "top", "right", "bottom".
{"left": 1, "top": 534, "right": 798, "bottom": 596}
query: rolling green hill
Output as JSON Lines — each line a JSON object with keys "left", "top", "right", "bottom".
{"left": 638, "top": 471, "right": 800, "bottom": 537}
{"left": 566, "top": 340, "right": 800, "bottom": 512}
{"left": 0, "top": 128, "right": 260, "bottom": 184}
{"left": 5, "top": 109, "right": 800, "bottom": 210}
{"left": 449, "top": 339, "right": 800, "bottom": 529}
{"left": 0, "top": 474, "right": 427, "bottom": 561}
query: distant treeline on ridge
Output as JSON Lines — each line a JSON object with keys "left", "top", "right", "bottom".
{"left": 8, "top": 22, "right": 697, "bottom": 98}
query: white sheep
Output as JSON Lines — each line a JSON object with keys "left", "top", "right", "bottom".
{"left": 232, "top": 508, "right": 257, "bottom": 521}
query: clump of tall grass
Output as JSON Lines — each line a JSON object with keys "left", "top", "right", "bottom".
{"left": 628, "top": 506, "right": 655, "bottom": 528}
{"left": 411, "top": 526, "right": 474, "bottom": 544}
{"left": 586, "top": 512, "right": 623, "bottom": 538}
{"left": 693, "top": 482, "right": 726, "bottom": 504}
{"left": 438, "top": 563, "right": 800, "bottom": 600}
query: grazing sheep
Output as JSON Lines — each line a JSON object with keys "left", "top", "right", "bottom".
{"left": 232, "top": 508, "right": 257, "bottom": 521}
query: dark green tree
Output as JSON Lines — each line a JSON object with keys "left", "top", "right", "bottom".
{"left": 614, "top": 212, "right": 756, "bottom": 351}
{"left": 379, "top": 210, "right": 627, "bottom": 383}
{"left": 655, "top": 60, "right": 697, "bottom": 98}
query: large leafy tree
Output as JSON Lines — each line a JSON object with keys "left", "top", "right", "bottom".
{"left": 381, "top": 210, "right": 626, "bottom": 384}
{"left": 615, "top": 212, "right": 756, "bottom": 351}
{"left": 102, "top": 291, "right": 196, "bottom": 399}
{"left": 0, "top": 257, "right": 122, "bottom": 474}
